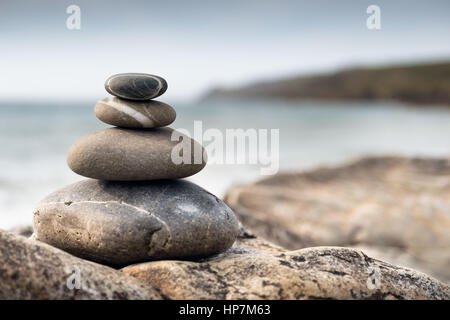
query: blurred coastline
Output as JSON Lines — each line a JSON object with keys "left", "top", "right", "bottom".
{"left": 204, "top": 60, "right": 450, "bottom": 106}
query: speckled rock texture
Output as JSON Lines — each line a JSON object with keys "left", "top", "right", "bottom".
{"left": 122, "top": 227, "right": 450, "bottom": 300}
{"left": 33, "top": 179, "right": 239, "bottom": 266}
{"left": 105, "top": 73, "right": 167, "bottom": 101}
{"left": 0, "top": 229, "right": 161, "bottom": 300}
{"left": 94, "top": 97, "right": 176, "bottom": 128}
{"left": 67, "top": 127, "right": 207, "bottom": 181}
{"left": 224, "top": 156, "right": 450, "bottom": 283}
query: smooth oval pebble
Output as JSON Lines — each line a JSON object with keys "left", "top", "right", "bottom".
{"left": 105, "top": 73, "right": 167, "bottom": 100}
{"left": 33, "top": 179, "right": 239, "bottom": 266}
{"left": 94, "top": 97, "right": 176, "bottom": 128}
{"left": 67, "top": 127, "right": 207, "bottom": 181}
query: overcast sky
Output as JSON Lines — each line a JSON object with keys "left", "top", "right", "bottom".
{"left": 1, "top": 0, "right": 450, "bottom": 102}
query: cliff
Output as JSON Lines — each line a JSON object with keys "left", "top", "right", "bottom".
{"left": 205, "top": 61, "right": 450, "bottom": 106}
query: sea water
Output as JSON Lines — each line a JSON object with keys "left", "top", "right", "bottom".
{"left": 1, "top": 98, "right": 450, "bottom": 229}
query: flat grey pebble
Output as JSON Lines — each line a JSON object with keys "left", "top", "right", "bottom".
{"left": 105, "top": 73, "right": 167, "bottom": 100}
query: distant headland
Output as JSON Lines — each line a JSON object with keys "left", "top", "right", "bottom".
{"left": 204, "top": 61, "right": 450, "bottom": 106}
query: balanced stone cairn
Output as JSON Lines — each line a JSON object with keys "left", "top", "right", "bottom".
{"left": 33, "top": 73, "right": 239, "bottom": 266}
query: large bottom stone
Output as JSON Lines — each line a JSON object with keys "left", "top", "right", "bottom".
{"left": 33, "top": 179, "right": 239, "bottom": 266}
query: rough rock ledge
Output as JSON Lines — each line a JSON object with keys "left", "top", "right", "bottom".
{"left": 0, "top": 229, "right": 161, "bottom": 299}
{"left": 122, "top": 227, "right": 450, "bottom": 300}
{"left": 2, "top": 226, "right": 449, "bottom": 299}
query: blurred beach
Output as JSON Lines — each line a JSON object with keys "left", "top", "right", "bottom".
{"left": 1, "top": 98, "right": 450, "bottom": 229}
{"left": 2, "top": 0, "right": 450, "bottom": 229}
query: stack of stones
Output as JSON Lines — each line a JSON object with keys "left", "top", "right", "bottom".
{"left": 33, "top": 73, "right": 239, "bottom": 266}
